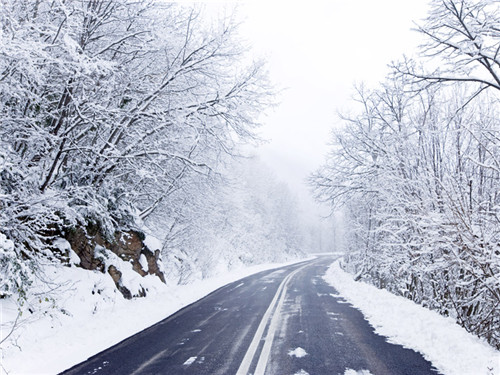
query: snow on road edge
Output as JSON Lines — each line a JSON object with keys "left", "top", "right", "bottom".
{"left": 1, "top": 256, "right": 314, "bottom": 375}
{"left": 323, "top": 260, "right": 500, "bottom": 375}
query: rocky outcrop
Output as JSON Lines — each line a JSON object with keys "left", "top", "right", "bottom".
{"left": 109, "top": 232, "right": 166, "bottom": 283}
{"left": 65, "top": 226, "right": 165, "bottom": 299}
{"left": 64, "top": 226, "right": 105, "bottom": 272}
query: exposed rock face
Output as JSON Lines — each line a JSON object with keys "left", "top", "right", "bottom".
{"left": 107, "top": 265, "right": 132, "bottom": 299}
{"left": 64, "top": 226, "right": 105, "bottom": 272}
{"left": 65, "top": 226, "right": 165, "bottom": 299}
{"left": 146, "top": 249, "right": 166, "bottom": 283}
{"left": 109, "top": 232, "right": 165, "bottom": 283}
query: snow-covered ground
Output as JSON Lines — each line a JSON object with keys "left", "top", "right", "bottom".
{"left": 4, "top": 257, "right": 498, "bottom": 375}
{"left": 324, "top": 260, "right": 500, "bottom": 375}
{"left": 0, "top": 257, "right": 313, "bottom": 375}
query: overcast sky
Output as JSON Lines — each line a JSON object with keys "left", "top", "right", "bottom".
{"left": 201, "top": 1, "right": 430, "bottom": 222}
{"left": 230, "top": 1, "right": 429, "bottom": 215}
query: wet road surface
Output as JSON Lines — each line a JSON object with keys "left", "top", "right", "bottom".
{"left": 61, "top": 256, "right": 439, "bottom": 375}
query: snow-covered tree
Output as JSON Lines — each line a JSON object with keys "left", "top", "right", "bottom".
{"left": 151, "top": 157, "right": 306, "bottom": 284}
{"left": 395, "top": 0, "right": 500, "bottom": 93}
{"left": 0, "top": 1, "right": 273, "bottom": 298}
{"left": 313, "top": 0, "right": 500, "bottom": 349}
{"left": 312, "top": 78, "right": 500, "bottom": 348}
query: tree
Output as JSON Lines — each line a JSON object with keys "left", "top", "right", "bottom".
{"left": 311, "top": 76, "right": 500, "bottom": 348}
{"left": 394, "top": 0, "right": 500, "bottom": 93}
{"left": 148, "top": 157, "right": 306, "bottom": 283}
{"left": 0, "top": 1, "right": 273, "bottom": 299}
{"left": 312, "top": 0, "right": 500, "bottom": 348}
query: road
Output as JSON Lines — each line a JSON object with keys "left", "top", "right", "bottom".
{"left": 61, "top": 256, "right": 439, "bottom": 375}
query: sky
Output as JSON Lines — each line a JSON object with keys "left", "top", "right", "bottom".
{"left": 232, "top": 1, "right": 429, "bottom": 218}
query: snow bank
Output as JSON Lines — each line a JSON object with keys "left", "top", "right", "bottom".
{"left": 324, "top": 261, "right": 500, "bottom": 375}
{"left": 0, "top": 257, "right": 314, "bottom": 375}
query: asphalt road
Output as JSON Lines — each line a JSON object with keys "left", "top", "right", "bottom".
{"left": 61, "top": 256, "right": 440, "bottom": 375}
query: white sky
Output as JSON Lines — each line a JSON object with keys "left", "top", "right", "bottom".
{"left": 198, "top": 1, "right": 430, "bottom": 228}
{"left": 233, "top": 0, "right": 429, "bottom": 219}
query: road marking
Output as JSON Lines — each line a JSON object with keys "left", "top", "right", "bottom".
{"left": 183, "top": 356, "right": 197, "bottom": 366}
{"left": 235, "top": 275, "right": 287, "bottom": 375}
{"left": 130, "top": 349, "right": 168, "bottom": 375}
{"left": 254, "top": 265, "right": 307, "bottom": 375}
{"left": 236, "top": 263, "right": 309, "bottom": 375}
{"left": 253, "top": 274, "right": 290, "bottom": 374}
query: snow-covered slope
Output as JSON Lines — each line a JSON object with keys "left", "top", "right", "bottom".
{"left": 324, "top": 261, "right": 500, "bottom": 375}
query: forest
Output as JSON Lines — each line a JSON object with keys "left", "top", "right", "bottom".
{"left": 0, "top": 0, "right": 309, "bottom": 313}
{"left": 2, "top": 0, "right": 500, "bottom": 366}
{"left": 312, "top": 0, "right": 500, "bottom": 349}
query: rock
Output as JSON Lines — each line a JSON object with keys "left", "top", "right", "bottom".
{"left": 65, "top": 226, "right": 165, "bottom": 298}
{"left": 107, "top": 265, "right": 132, "bottom": 300}
{"left": 65, "top": 226, "right": 104, "bottom": 272}
{"left": 110, "top": 231, "right": 147, "bottom": 277}
{"left": 144, "top": 248, "right": 166, "bottom": 283}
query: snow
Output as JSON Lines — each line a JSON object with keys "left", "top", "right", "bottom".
{"left": 288, "top": 347, "right": 308, "bottom": 358}
{"left": 139, "top": 253, "right": 148, "bottom": 271}
{"left": 324, "top": 260, "right": 500, "bottom": 375}
{"left": 344, "top": 369, "right": 373, "bottom": 375}
{"left": 143, "top": 234, "right": 162, "bottom": 252}
{"left": 94, "top": 244, "right": 159, "bottom": 297}
{"left": 0, "top": 257, "right": 314, "bottom": 375}
{"left": 183, "top": 356, "right": 197, "bottom": 366}
{"left": 0, "top": 233, "right": 13, "bottom": 253}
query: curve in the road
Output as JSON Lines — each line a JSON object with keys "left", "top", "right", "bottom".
{"left": 60, "top": 257, "right": 440, "bottom": 375}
